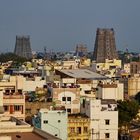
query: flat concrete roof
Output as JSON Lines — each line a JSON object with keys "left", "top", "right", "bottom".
{"left": 59, "top": 69, "right": 107, "bottom": 79}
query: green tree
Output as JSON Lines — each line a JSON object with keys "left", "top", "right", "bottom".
{"left": 0, "top": 52, "right": 28, "bottom": 65}
{"left": 118, "top": 100, "right": 139, "bottom": 126}
{"left": 135, "top": 92, "right": 140, "bottom": 105}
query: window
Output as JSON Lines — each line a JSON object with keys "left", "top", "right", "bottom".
{"left": 18, "top": 89, "right": 22, "bottom": 94}
{"left": 105, "top": 133, "right": 110, "bottom": 138}
{"left": 67, "top": 97, "right": 71, "bottom": 101}
{"left": 4, "top": 105, "right": 9, "bottom": 111}
{"left": 14, "top": 105, "right": 20, "bottom": 111}
{"left": 5, "top": 89, "right": 10, "bottom": 94}
{"left": 83, "top": 127, "right": 88, "bottom": 133}
{"left": 105, "top": 119, "right": 110, "bottom": 125}
{"left": 77, "top": 127, "right": 81, "bottom": 134}
{"left": 43, "top": 120, "right": 48, "bottom": 124}
{"left": 67, "top": 109, "right": 71, "bottom": 113}
{"left": 62, "top": 97, "right": 66, "bottom": 101}
{"left": 11, "top": 90, "right": 15, "bottom": 94}
{"left": 58, "top": 120, "right": 61, "bottom": 123}
{"left": 70, "top": 127, "right": 75, "bottom": 133}
{"left": 85, "top": 90, "right": 91, "bottom": 94}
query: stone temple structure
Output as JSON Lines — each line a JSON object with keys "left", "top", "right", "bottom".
{"left": 93, "top": 28, "right": 118, "bottom": 63}
{"left": 14, "top": 35, "right": 32, "bottom": 59}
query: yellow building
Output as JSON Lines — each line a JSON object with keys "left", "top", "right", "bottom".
{"left": 68, "top": 114, "right": 90, "bottom": 140}
{"left": 80, "top": 57, "right": 91, "bottom": 67}
{"left": 92, "top": 59, "right": 122, "bottom": 77}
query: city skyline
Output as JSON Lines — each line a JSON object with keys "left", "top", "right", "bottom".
{"left": 0, "top": 0, "right": 140, "bottom": 53}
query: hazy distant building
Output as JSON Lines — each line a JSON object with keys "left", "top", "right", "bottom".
{"left": 93, "top": 28, "right": 118, "bottom": 63}
{"left": 75, "top": 44, "right": 87, "bottom": 57}
{"left": 14, "top": 35, "right": 32, "bottom": 59}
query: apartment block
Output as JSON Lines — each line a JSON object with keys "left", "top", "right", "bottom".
{"left": 33, "top": 109, "right": 67, "bottom": 140}
{"left": 2, "top": 89, "right": 25, "bottom": 120}
{"left": 97, "top": 81, "right": 124, "bottom": 100}
{"left": 81, "top": 98, "right": 118, "bottom": 140}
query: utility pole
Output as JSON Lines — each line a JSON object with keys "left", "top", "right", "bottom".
{"left": 91, "top": 128, "right": 94, "bottom": 140}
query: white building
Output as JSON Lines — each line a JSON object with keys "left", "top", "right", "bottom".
{"left": 0, "top": 75, "right": 46, "bottom": 92}
{"left": 81, "top": 98, "right": 118, "bottom": 140}
{"left": 33, "top": 109, "right": 68, "bottom": 140}
{"left": 55, "top": 69, "right": 108, "bottom": 98}
{"left": 97, "top": 81, "right": 124, "bottom": 101}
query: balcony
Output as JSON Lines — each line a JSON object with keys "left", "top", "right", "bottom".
{"left": 3, "top": 94, "right": 24, "bottom": 99}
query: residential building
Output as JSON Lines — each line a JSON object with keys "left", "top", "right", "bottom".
{"left": 25, "top": 102, "right": 52, "bottom": 124}
{"left": 0, "top": 116, "right": 60, "bottom": 140}
{"left": 92, "top": 59, "right": 122, "bottom": 77}
{"left": 0, "top": 75, "right": 46, "bottom": 92}
{"left": 53, "top": 88, "right": 80, "bottom": 114}
{"left": 68, "top": 114, "right": 90, "bottom": 140}
{"left": 128, "top": 74, "right": 140, "bottom": 97}
{"left": 55, "top": 69, "right": 107, "bottom": 80}
{"left": 130, "top": 62, "right": 140, "bottom": 75}
{"left": 61, "top": 60, "right": 80, "bottom": 69}
{"left": 33, "top": 108, "right": 67, "bottom": 140}
{"left": 2, "top": 89, "right": 25, "bottom": 120}
{"left": 81, "top": 98, "right": 118, "bottom": 140}
{"left": 55, "top": 69, "right": 108, "bottom": 98}
{"left": 0, "top": 89, "right": 59, "bottom": 140}
{"left": 97, "top": 81, "right": 124, "bottom": 101}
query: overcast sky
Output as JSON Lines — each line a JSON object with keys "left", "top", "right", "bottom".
{"left": 0, "top": 0, "right": 140, "bottom": 53}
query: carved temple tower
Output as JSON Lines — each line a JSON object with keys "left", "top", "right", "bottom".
{"left": 14, "top": 35, "right": 32, "bottom": 59}
{"left": 93, "top": 28, "right": 118, "bottom": 63}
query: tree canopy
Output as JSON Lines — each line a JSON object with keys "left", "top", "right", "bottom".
{"left": 135, "top": 92, "right": 140, "bottom": 105}
{"left": 0, "top": 52, "right": 27, "bottom": 63}
{"left": 117, "top": 100, "right": 139, "bottom": 126}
